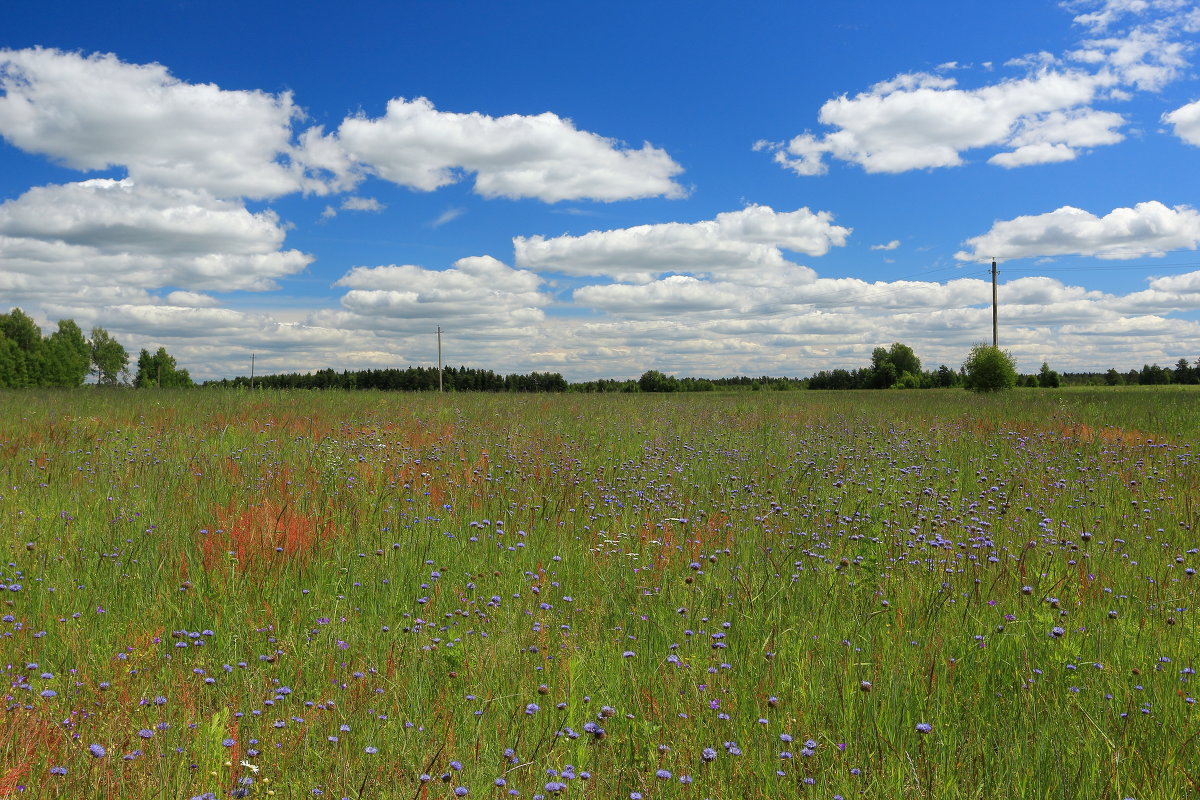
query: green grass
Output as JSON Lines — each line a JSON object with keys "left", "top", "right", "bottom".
{"left": 0, "top": 387, "right": 1197, "bottom": 799}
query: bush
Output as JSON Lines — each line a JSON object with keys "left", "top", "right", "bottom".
{"left": 963, "top": 345, "right": 1018, "bottom": 392}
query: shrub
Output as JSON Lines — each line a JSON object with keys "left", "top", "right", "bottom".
{"left": 962, "top": 344, "right": 1018, "bottom": 392}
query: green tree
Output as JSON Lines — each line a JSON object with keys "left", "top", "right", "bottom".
{"left": 134, "top": 347, "right": 193, "bottom": 388}
{"left": 870, "top": 342, "right": 921, "bottom": 388}
{"left": 1104, "top": 368, "right": 1123, "bottom": 386}
{"left": 0, "top": 307, "right": 41, "bottom": 352}
{"left": 638, "top": 370, "right": 679, "bottom": 393}
{"left": 887, "top": 342, "right": 921, "bottom": 381}
{"left": 90, "top": 327, "right": 129, "bottom": 386}
{"left": 933, "top": 364, "right": 961, "bottom": 388}
{"left": 42, "top": 319, "right": 92, "bottom": 387}
{"left": 1174, "top": 358, "right": 1197, "bottom": 385}
{"left": 0, "top": 334, "right": 26, "bottom": 388}
{"left": 962, "top": 344, "right": 1018, "bottom": 392}
{"left": 0, "top": 308, "right": 42, "bottom": 387}
{"left": 1139, "top": 364, "right": 1171, "bottom": 385}
{"left": 1037, "top": 361, "right": 1061, "bottom": 388}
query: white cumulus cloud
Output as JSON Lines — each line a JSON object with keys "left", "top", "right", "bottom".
{"left": 320, "top": 255, "right": 550, "bottom": 333}
{"left": 0, "top": 48, "right": 304, "bottom": 199}
{"left": 0, "top": 178, "right": 313, "bottom": 296}
{"left": 513, "top": 205, "right": 849, "bottom": 283}
{"left": 956, "top": 201, "right": 1200, "bottom": 260}
{"left": 300, "top": 97, "right": 686, "bottom": 203}
{"left": 760, "top": 1, "right": 1196, "bottom": 176}
{"left": 1163, "top": 98, "right": 1200, "bottom": 144}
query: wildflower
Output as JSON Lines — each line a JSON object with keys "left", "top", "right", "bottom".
{"left": 88, "top": 743, "right": 106, "bottom": 758}
{"left": 49, "top": 766, "right": 67, "bottom": 775}
{"left": 915, "top": 723, "right": 932, "bottom": 734}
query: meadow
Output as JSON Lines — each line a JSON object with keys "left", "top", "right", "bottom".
{"left": 1, "top": 386, "right": 1198, "bottom": 799}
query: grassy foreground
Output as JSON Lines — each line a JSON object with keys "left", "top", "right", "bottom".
{"left": 1, "top": 387, "right": 1198, "bottom": 799}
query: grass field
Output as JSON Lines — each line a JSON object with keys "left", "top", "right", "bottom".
{"left": 1, "top": 387, "right": 1198, "bottom": 799}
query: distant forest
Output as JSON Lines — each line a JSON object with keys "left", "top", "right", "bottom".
{"left": 2, "top": 307, "right": 1198, "bottom": 392}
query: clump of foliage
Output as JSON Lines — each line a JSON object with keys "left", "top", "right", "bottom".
{"left": 962, "top": 344, "right": 1018, "bottom": 392}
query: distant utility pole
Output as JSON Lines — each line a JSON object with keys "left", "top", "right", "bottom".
{"left": 437, "top": 326, "right": 443, "bottom": 393}
{"left": 991, "top": 258, "right": 998, "bottom": 348}
{"left": 250, "top": 353, "right": 255, "bottom": 390}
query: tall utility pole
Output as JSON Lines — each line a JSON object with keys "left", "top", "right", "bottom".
{"left": 991, "top": 258, "right": 998, "bottom": 348}
{"left": 250, "top": 353, "right": 255, "bottom": 390}
{"left": 437, "top": 326, "right": 443, "bottom": 393}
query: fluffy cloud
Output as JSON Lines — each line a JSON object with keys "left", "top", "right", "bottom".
{"left": 0, "top": 179, "right": 313, "bottom": 296}
{"left": 758, "top": 69, "right": 1124, "bottom": 175}
{"left": 319, "top": 255, "right": 550, "bottom": 332}
{"left": 0, "top": 48, "right": 303, "bottom": 199}
{"left": 300, "top": 97, "right": 686, "bottom": 203}
{"left": 956, "top": 201, "right": 1200, "bottom": 260}
{"left": 514, "top": 205, "right": 849, "bottom": 282}
{"left": 759, "top": 2, "right": 1195, "bottom": 175}
{"left": 1163, "top": 98, "right": 1200, "bottom": 144}
{"left": 0, "top": 48, "right": 686, "bottom": 205}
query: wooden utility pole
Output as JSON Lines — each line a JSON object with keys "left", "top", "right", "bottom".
{"left": 991, "top": 258, "right": 998, "bottom": 348}
{"left": 437, "top": 326, "right": 443, "bottom": 393}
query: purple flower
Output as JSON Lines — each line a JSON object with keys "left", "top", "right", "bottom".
{"left": 49, "top": 766, "right": 67, "bottom": 775}
{"left": 916, "top": 723, "right": 932, "bottom": 734}
{"left": 453, "top": 788, "right": 468, "bottom": 797}
{"left": 701, "top": 747, "right": 717, "bottom": 762}
{"left": 656, "top": 769, "right": 671, "bottom": 779}
{"left": 88, "top": 743, "right": 106, "bottom": 758}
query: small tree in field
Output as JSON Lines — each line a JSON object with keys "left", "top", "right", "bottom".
{"left": 962, "top": 344, "right": 1018, "bottom": 392}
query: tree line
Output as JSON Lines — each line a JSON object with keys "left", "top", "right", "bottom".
{"left": 4, "top": 306, "right": 1198, "bottom": 393}
{"left": 207, "top": 366, "right": 568, "bottom": 392}
{"left": 0, "top": 307, "right": 192, "bottom": 389}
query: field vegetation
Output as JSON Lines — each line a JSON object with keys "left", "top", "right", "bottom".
{"left": 0, "top": 387, "right": 1198, "bottom": 799}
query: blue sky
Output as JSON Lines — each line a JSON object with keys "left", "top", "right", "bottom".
{"left": 3, "top": 0, "right": 1200, "bottom": 381}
